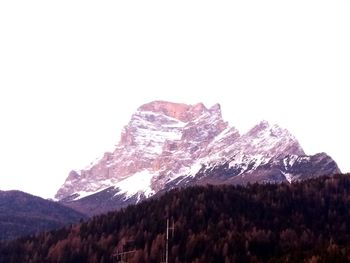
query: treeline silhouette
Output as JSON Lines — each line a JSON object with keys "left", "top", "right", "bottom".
{"left": 1, "top": 174, "right": 350, "bottom": 262}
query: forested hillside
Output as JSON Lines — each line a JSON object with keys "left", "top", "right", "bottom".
{"left": 1, "top": 174, "right": 350, "bottom": 262}
{"left": 0, "top": 190, "right": 86, "bottom": 240}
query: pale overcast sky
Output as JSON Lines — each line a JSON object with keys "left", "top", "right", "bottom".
{"left": 0, "top": 0, "right": 349, "bottom": 198}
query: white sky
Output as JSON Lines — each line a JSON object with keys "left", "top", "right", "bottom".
{"left": 0, "top": 0, "right": 349, "bottom": 198}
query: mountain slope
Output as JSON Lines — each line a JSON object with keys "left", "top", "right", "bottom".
{"left": 56, "top": 101, "right": 340, "bottom": 215}
{"left": 0, "top": 190, "right": 86, "bottom": 240}
{"left": 2, "top": 174, "right": 350, "bottom": 263}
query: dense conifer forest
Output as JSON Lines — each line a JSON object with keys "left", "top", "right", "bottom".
{"left": 1, "top": 174, "right": 350, "bottom": 262}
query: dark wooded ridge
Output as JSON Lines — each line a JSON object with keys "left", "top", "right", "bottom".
{"left": 1, "top": 174, "right": 350, "bottom": 262}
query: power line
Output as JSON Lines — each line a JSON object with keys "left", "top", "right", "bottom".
{"left": 112, "top": 240, "right": 136, "bottom": 263}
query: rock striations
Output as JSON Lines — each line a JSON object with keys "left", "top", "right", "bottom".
{"left": 56, "top": 101, "right": 340, "bottom": 215}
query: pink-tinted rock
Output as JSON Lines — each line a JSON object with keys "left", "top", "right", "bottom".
{"left": 55, "top": 101, "right": 305, "bottom": 201}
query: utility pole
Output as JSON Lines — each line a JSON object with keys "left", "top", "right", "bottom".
{"left": 165, "top": 219, "right": 175, "bottom": 263}
{"left": 166, "top": 219, "right": 169, "bottom": 263}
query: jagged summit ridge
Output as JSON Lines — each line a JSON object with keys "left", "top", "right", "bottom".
{"left": 55, "top": 101, "right": 340, "bottom": 214}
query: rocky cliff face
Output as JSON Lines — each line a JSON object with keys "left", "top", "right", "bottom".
{"left": 56, "top": 101, "right": 341, "bottom": 215}
{"left": 56, "top": 101, "right": 231, "bottom": 201}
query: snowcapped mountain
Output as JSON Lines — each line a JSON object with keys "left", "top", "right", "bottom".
{"left": 56, "top": 101, "right": 340, "bottom": 215}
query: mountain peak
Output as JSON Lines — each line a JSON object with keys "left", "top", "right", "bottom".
{"left": 137, "top": 101, "right": 210, "bottom": 122}
{"left": 208, "top": 103, "right": 222, "bottom": 117}
{"left": 56, "top": 101, "right": 339, "bottom": 215}
{"left": 250, "top": 120, "right": 271, "bottom": 131}
{"left": 242, "top": 120, "right": 305, "bottom": 157}
{"left": 247, "top": 120, "right": 290, "bottom": 138}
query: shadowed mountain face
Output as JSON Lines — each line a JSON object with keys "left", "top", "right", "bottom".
{"left": 56, "top": 101, "right": 340, "bottom": 216}
{"left": 0, "top": 190, "right": 86, "bottom": 240}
